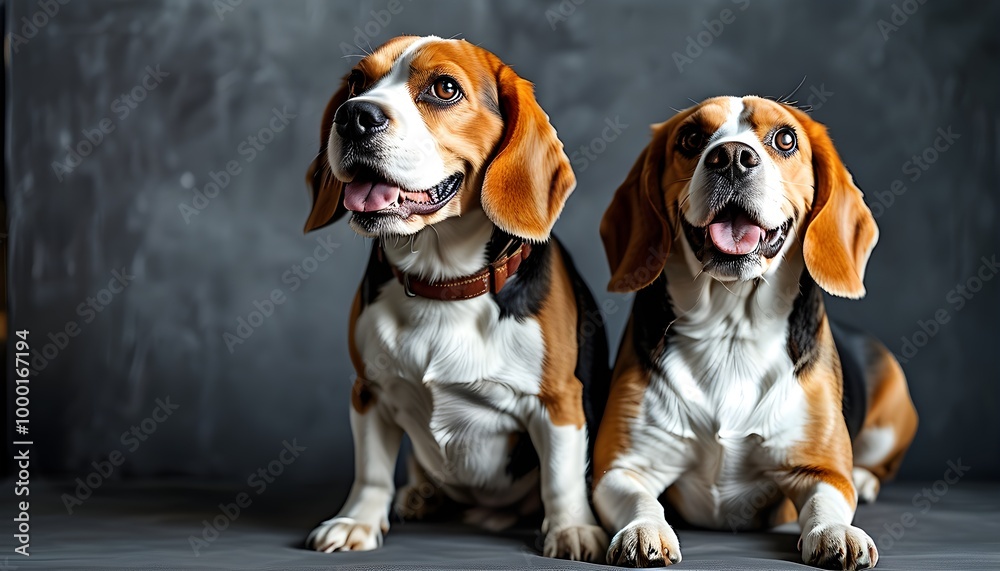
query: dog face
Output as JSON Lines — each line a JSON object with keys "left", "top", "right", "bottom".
{"left": 601, "top": 96, "right": 877, "bottom": 297}
{"left": 305, "top": 35, "right": 575, "bottom": 242}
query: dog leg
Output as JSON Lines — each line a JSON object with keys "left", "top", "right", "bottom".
{"left": 307, "top": 405, "right": 402, "bottom": 552}
{"left": 594, "top": 466, "right": 683, "bottom": 567}
{"left": 527, "top": 417, "right": 608, "bottom": 563}
{"left": 778, "top": 468, "right": 877, "bottom": 570}
{"left": 852, "top": 342, "right": 918, "bottom": 499}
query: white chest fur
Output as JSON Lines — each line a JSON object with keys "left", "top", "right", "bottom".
{"left": 630, "top": 253, "right": 810, "bottom": 529}
{"left": 353, "top": 213, "right": 546, "bottom": 498}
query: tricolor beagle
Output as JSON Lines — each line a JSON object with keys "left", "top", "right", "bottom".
{"left": 593, "top": 96, "right": 918, "bottom": 569}
{"left": 301, "top": 36, "right": 610, "bottom": 562}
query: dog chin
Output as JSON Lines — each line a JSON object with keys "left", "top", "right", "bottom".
{"left": 703, "top": 253, "right": 768, "bottom": 282}
{"left": 681, "top": 204, "right": 793, "bottom": 283}
{"left": 349, "top": 212, "right": 433, "bottom": 237}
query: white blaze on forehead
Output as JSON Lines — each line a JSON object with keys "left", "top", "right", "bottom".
{"left": 328, "top": 35, "right": 449, "bottom": 191}
{"left": 712, "top": 96, "right": 747, "bottom": 143}
{"left": 685, "top": 96, "right": 789, "bottom": 231}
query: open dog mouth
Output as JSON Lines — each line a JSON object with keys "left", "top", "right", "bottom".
{"left": 682, "top": 205, "right": 792, "bottom": 260}
{"left": 343, "top": 168, "right": 463, "bottom": 219}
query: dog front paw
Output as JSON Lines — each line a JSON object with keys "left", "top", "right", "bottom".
{"left": 800, "top": 523, "right": 878, "bottom": 570}
{"left": 543, "top": 523, "right": 609, "bottom": 563}
{"left": 607, "top": 518, "right": 681, "bottom": 567}
{"left": 306, "top": 517, "right": 385, "bottom": 553}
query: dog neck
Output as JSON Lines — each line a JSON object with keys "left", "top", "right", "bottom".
{"left": 380, "top": 208, "right": 495, "bottom": 283}
{"left": 663, "top": 231, "right": 807, "bottom": 341}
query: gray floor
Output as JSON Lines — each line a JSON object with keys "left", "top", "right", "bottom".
{"left": 2, "top": 480, "right": 998, "bottom": 570}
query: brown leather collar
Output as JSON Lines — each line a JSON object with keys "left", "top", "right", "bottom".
{"left": 379, "top": 240, "right": 532, "bottom": 301}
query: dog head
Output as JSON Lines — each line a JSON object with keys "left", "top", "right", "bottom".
{"left": 601, "top": 96, "right": 878, "bottom": 298}
{"left": 304, "top": 35, "right": 574, "bottom": 242}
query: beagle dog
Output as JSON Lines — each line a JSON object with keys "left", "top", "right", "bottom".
{"left": 593, "top": 96, "right": 918, "bottom": 569}
{"left": 302, "top": 36, "right": 610, "bottom": 562}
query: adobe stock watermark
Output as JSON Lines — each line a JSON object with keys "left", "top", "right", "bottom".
{"left": 878, "top": 458, "right": 970, "bottom": 551}
{"left": 896, "top": 254, "right": 998, "bottom": 364}
{"left": 9, "top": 0, "right": 72, "bottom": 54}
{"left": 28, "top": 268, "right": 135, "bottom": 374}
{"left": 545, "top": 0, "right": 586, "bottom": 30}
{"left": 726, "top": 480, "right": 780, "bottom": 532}
{"left": 338, "top": 0, "right": 413, "bottom": 56}
{"left": 869, "top": 126, "right": 960, "bottom": 219}
{"left": 222, "top": 235, "right": 340, "bottom": 353}
{"left": 877, "top": 0, "right": 928, "bottom": 42}
{"left": 569, "top": 116, "right": 628, "bottom": 173}
{"left": 188, "top": 439, "right": 306, "bottom": 555}
{"left": 61, "top": 397, "right": 180, "bottom": 514}
{"left": 213, "top": 0, "right": 245, "bottom": 20}
{"left": 51, "top": 65, "right": 170, "bottom": 181}
{"left": 672, "top": 0, "right": 751, "bottom": 74}
{"left": 178, "top": 106, "right": 296, "bottom": 223}
{"left": 802, "top": 83, "right": 834, "bottom": 112}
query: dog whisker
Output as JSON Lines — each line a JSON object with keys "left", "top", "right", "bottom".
{"left": 717, "top": 279, "right": 738, "bottom": 297}
{"left": 778, "top": 76, "right": 808, "bottom": 104}
{"left": 428, "top": 223, "right": 442, "bottom": 243}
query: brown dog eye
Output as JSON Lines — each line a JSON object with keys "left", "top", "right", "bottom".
{"left": 679, "top": 128, "right": 706, "bottom": 155}
{"left": 432, "top": 77, "right": 461, "bottom": 101}
{"left": 773, "top": 128, "right": 797, "bottom": 152}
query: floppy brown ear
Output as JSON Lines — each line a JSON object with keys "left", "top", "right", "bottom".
{"left": 303, "top": 78, "right": 350, "bottom": 233}
{"left": 600, "top": 125, "right": 671, "bottom": 293}
{"left": 796, "top": 113, "right": 879, "bottom": 299}
{"left": 481, "top": 66, "right": 575, "bottom": 242}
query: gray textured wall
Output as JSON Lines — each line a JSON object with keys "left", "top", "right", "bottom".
{"left": 6, "top": 0, "right": 999, "bottom": 484}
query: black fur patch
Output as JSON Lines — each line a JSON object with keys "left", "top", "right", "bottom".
{"left": 490, "top": 230, "right": 552, "bottom": 321}
{"left": 829, "top": 321, "right": 870, "bottom": 441}
{"left": 631, "top": 273, "right": 677, "bottom": 374}
{"left": 360, "top": 240, "right": 394, "bottom": 307}
{"left": 786, "top": 272, "right": 824, "bottom": 375}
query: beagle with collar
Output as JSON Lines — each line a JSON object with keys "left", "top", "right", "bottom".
{"left": 593, "top": 96, "right": 918, "bottom": 569}
{"left": 302, "top": 36, "right": 610, "bottom": 562}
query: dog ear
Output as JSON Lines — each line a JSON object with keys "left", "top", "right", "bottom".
{"left": 304, "top": 78, "right": 351, "bottom": 233}
{"left": 481, "top": 66, "right": 575, "bottom": 242}
{"left": 600, "top": 124, "right": 671, "bottom": 293}
{"left": 795, "top": 111, "right": 879, "bottom": 298}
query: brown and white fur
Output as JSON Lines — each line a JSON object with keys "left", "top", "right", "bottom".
{"left": 302, "top": 36, "right": 609, "bottom": 562}
{"left": 593, "top": 96, "right": 918, "bottom": 569}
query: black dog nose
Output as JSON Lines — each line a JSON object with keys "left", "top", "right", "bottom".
{"left": 704, "top": 142, "right": 760, "bottom": 178}
{"left": 334, "top": 100, "right": 388, "bottom": 141}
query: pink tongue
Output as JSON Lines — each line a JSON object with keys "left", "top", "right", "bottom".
{"left": 708, "top": 212, "right": 764, "bottom": 255}
{"left": 343, "top": 181, "right": 401, "bottom": 212}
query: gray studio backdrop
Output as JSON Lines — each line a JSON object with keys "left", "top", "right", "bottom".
{"left": 6, "top": 0, "right": 999, "bottom": 486}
